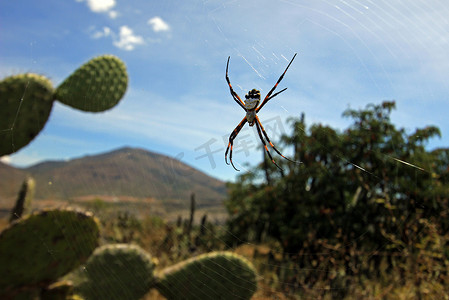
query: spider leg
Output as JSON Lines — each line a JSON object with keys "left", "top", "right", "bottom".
{"left": 226, "top": 57, "right": 246, "bottom": 111}
{"left": 225, "top": 117, "right": 247, "bottom": 171}
{"left": 256, "top": 116, "right": 299, "bottom": 164}
{"left": 256, "top": 53, "right": 297, "bottom": 113}
{"left": 254, "top": 120, "right": 283, "bottom": 170}
{"left": 266, "top": 87, "right": 287, "bottom": 102}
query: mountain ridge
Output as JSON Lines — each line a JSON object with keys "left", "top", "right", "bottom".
{"left": 0, "top": 147, "right": 227, "bottom": 215}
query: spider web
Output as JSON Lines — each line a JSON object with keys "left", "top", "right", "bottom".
{"left": 1, "top": 0, "right": 449, "bottom": 299}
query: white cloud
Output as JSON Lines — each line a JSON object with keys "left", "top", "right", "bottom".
{"left": 113, "top": 26, "right": 144, "bottom": 51}
{"left": 87, "top": 0, "right": 115, "bottom": 12}
{"left": 91, "top": 26, "right": 111, "bottom": 39}
{"left": 108, "top": 10, "right": 118, "bottom": 19}
{"left": 148, "top": 16, "right": 170, "bottom": 32}
{"left": 77, "top": 0, "right": 116, "bottom": 17}
{"left": 89, "top": 25, "right": 144, "bottom": 51}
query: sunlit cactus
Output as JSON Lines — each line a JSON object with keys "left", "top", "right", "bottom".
{"left": 0, "top": 55, "right": 128, "bottom": 155}
{"left": 55, "top": 55, "right": 128, "bottom": 112}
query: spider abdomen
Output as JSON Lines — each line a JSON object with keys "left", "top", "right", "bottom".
{"left": 244, "top": 89, "right": 260, "bottom": 126}
{"left": 246, "top": 110, "right": 257, "bottom": 126}
{"left": 244, "top": 97, "right": 259, "bottom": 110}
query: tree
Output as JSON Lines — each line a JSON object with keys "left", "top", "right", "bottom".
{"left": 225, "top": 101, "right": 448, "bottom": 257}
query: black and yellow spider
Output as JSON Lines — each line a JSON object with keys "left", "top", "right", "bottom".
{"left": 225, "top": 53, "right": 298, "bottom": 171}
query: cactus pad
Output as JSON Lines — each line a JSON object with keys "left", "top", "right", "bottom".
{"left": 0, "top": 209, "right": 100, "bottom": 291}
{"left": 0, "top": 73, "right": 54, "bottom": 156}
{"left": 55, "top": 55, "right": 128, "bottom": 112}
{"left": 156, "top": 251, "right": 257, "bottom": 300}
{"left": 76, "top": 244, "right": 155, "bottom": 300}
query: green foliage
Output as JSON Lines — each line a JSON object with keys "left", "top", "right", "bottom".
{"left": 225, "top": 101, "right": 449, "bottom": 296}
{"left": 0, "top": 209, "right": 100, "bottom": 296}
{"left": 0, "top": 73, "right": 54, "bottom": 156}
{"left": 0, "top": 55, "right": 128, "bottom": 155}
{"left": 90, "top": 197, "right": 108, "bottom": 212}
{"left": 156, "top": 251, "right": 257, "bottom": 300}
{"left": 226, "top": 101, "right": 446, "bottom": 251}
{"left": 75, "top": 244, "right": 155, "bottom": 300}
{"left": 98, "top": 211, "right": 143, "bottom": 244}
{"left": 9, "top": 177, "right": 35, "bottom": 222}
{"left": 55, "top": 55, "right": 128, "bottom": 112}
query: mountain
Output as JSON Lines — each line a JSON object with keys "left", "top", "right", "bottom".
{"left": 0, "top": 147, "right": 227, "bottom": 219}
{"left": 0, "top": 161, "right": 28, "bottom": 208}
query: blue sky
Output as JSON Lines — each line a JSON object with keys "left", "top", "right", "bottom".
{"left": 1, "top": 0, "right": 448, "bottom": 182}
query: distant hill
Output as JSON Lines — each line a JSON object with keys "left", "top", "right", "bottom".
{"left": 0, "top": 147, "right": 227, "bottom": 219}
{"left": 0, "top": 161, "right": 27, "bottom": 204}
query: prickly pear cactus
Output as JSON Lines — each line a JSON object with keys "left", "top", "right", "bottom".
{"left": 9, "top": 177, "right": 35, "bottom": 222}
{"left": 0, "top": 208, "right": 100, "bottom": 294}
{"left": 156, "top": 251, "right": 257, "bottom": 300}
{"left": 55, "top": 55, "right": 128, "bottom": 112}
{"left": 0, "top": 55, "right": 128, "bottom": 155}
{"left": 0, "top": 73, "right": 54, "bottom": 156}
{"left": 75, "top": 244, "right": 155, "bottom": 300}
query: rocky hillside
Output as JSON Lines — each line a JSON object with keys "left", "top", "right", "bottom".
{"left": 0, "top": 147, "right": 227, "bottom": 218}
